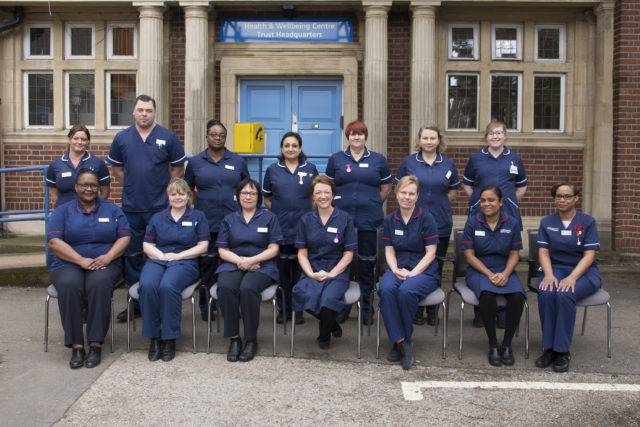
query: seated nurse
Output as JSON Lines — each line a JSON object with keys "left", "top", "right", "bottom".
{"left": 378, "top": 175, "right": 440, "bottom": 370}
{"left": 535, "top": 182, "right": 601, "bottom": 373}
{"left": 463, "top": 184, "right": 525, "bottom": 367}
{"left": 139, "top": 178, "right": 210, "bottom": 362}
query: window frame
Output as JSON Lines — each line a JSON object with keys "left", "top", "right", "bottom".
{"left": 64, "top": 22, "right": 95, "bottom": 60}
{"left": 65, "top": 72, "right": 95, "bottom": 129}
{"left": 447, "top": 22, "right": 480, "bottom": 61}
{"left": 24, "top": 71, "right": 55, "bottom": 129}
{"left": 445, "top": 72, "right": 480, "bottom": 132}
{"left": 107, "top": 22, "right": 138, "bottom": 60}
{"left": 106, "top": 71, "right": 137, "bottom": 129}
{"left": 534, "top": 23, "right": 566, "bottom": 62}
{"left": 532, "top": 73, "right": 565, "bottom": 133}
{"left": 24, "top": 23, "right": 54, "bottom": 60}
{"left": 489, "top": 72, "right": 523, "bottom": 132}
{"left": 491, "top": 23, "right": 523, "bottom": 61}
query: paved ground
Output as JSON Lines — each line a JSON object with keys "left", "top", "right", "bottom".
{"left": 1, "top": 269, "right": 639, "bottom": 426}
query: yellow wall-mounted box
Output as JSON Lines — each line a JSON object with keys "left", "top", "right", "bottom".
{"left": 234, "top": 123, "right": 265, "bottom": 153}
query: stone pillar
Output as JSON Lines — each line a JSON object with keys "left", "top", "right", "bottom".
{"left": 362, "top": 2, "right": 390, "bottom": 155}
{"left": 181, "top": 2, "right": 209, "bottom": 155}
{"left": 410, "top": 3, "right": 439, "bottom": 148}
{"left": 135, "top": 3, "right": 165, "bottom": 124}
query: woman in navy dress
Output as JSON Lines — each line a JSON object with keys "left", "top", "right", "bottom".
{"left": 139, "top": 179, "right": 210, "bottom": 362}
{"left": 292, "top": 175, "right": 357, "bottom": 349}
{"left": 325, "top": 120, "right": 392, "bottom": 324}
{"left": 395, "top": 125, "right": 460, "bottom": 326}
{"left": 47, "top": 168, "right": 130, "bottom": 369}
{"left": 463, "top": 185, "right": 525, "bottom": 366}
{"left": 263, "top": 132, "right": 318, "bottom": 325}
{"left": 216, "top": 178, "right": 283, "bottom": 362}
{"left": 535, "top": 183, "right": 601, "bottom": 373}
{"left": 378, "top": 175, "right": 440, "bottom": 369}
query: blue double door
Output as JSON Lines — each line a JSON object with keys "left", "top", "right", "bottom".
{"left": 239, "top": 79, "right": 343, "bottom": 180}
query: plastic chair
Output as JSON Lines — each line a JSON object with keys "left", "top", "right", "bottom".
{"left": 126, "top": 279, "right": 201, "bottom": 353}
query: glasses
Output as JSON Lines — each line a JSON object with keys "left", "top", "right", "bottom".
{"left": 77, "top": 183, "right": 99, "bottom": 190}
{"left": 488, "top": 131, "right": 505, "bottom": 137}
{"left": 555, "top": 194, "right": 575, "bottom": 200}
{"left": 207, "top": 133, "right": 227, "bottom": 139}
{"left": 240, "top": 191, "right": 258, "bottom": 197}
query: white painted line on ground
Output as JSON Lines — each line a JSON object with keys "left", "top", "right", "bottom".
{"left": 401, "top": 381, "right": 640, "bottom": 401}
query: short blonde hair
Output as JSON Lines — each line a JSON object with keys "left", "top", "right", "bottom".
{"left": 484, "top": 121, "right": 507, "bottom": 139}
{"left": 395, "top": 175, "right": 419, "bottom": 195}
{"left": 166, "top": 178, "right": 195, "bottom": 207}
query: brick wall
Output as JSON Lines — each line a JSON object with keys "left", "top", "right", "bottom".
{"left": 613, "top": 0, "right": 640, "bottom": 255}
{"left": 169, "top": 8, "right": 186, "bottom": 143}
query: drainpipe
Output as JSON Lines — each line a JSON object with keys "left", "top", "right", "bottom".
{"left": 0, "top": 7, "right": 23, "bottom": 33}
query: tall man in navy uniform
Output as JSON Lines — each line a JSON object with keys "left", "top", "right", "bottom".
{"left": 108, "top": 94, "right": 187, "bottom": 321}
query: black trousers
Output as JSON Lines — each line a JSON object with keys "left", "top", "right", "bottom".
{"left": 51, "top": 264, "right": 121, "bottom": 347}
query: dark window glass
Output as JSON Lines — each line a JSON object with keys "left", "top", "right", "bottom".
{"left": 451, "top": 27, "right": 475, "bottom": 59}
{"left": 68, "top": 74, "right": 95, "bottom": 126}
{"left": 491, "top": 75, "right": 519, "bottom": 130}
{"left": 447, "top": 74, "right": 478, "bottom": 129}
{"left": 29, "top": 27, "right": 51, "bottom": 56}
{"left": 70, "top": 27, "right": 92, "bottom": 56}
{"left": 110, "top": 73, "right": 136, "bottom": 127}
{"left": 537, "top": 28, "right": 560, "bottom": 59}
{"left": 534, "top": 76, "right": 562, "bottom": 130}
{"left": 27, "top": 73, "right": 54, "bottom": 126}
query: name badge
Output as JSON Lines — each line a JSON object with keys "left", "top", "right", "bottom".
{"left": 61, "top": 172, "right": 72, "bottom": 178}
{"left": 445, "top": 170, "right": 452, "bottom": 179}
{"left": 394, "top": 229, "right": 404, "bottom": 236}
{"left": 225, "top": 164, "right": 235, "bottom": 170}
{"left": 475, "top": 230, "right": 485, "bottom": 236}
{"left": 327, "top": 227, "right": 338, "bottom": 233}
{"left": 359, "top": 163, "right": 369, "bottom": 168}
{"left": 297, "top": 171, "right": 307, "bottom": 184}
{"left": 561, "top": 230, "right": 572, "bottom": 236}
{"left": 98, "top": 217, "right": 110, "bottom": 223}
{"left": 257, "top": 227, "right": 268, "bottom": 233}
{"left": 509, "top": 162, "right": 518, "bottom": 175}
{"left": 182, "top": 221, "right": 193, "bottom": 226}
{"left": 500, "top": 229, "right": 511, "bottom": 234}
{"left": 156, "top": 139, "right": 166, "bottom": 148}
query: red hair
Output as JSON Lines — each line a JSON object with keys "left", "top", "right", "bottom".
{"left": 344, "top": 121, "right": 368, "bottom": 140}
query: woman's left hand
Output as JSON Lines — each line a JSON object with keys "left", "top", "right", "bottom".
{"left": 490, "top": 272, "right": 508, "bottom": 287}
{"left": 557, "top": 276, "right": 576, "bottom": 293}
{"left": 236, "top": 257, "right": 255, "bottom": 271}
{"left": 88, "top": 254, "right": 113, "bottom": 270}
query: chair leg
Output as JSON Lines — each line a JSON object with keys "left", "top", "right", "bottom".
{"left": 290, "top": 312, "right": 296, "bottom": 357}
{"left": 441, "top": 301, "right": 447, "bottom": 360}
{"left": 607, "top": 302, "right": 612, "bottom": 358}
{"left": 581, "top": 306, "right": 589, "bottom": 336}
{"left": 279, "top": 286, "right": 286, "bottom": 336}
{"left": 272, "top": 296, "right": 277, "bottom": 356}
{"left": 524, "top": 300, "right": 529, "bottom": 359}
{"left": 191, "top": 296, "right": 196, "bottom": 354}
{"left": 215, "top": 302, "right": 220, "bottom": 333}
{"left": 126, "top": 297, "right": 131, "bottom": 353}
{"left": 434, "top": 304, "right": 439, "bottom": 337}
{"left": 207, "top": 296, "right": 212, "bottom": 354}
{"left": 110, "top": 298, "right": 115, "bottom": 353}
{"left": 458, "top": 301, "right": 465, "bottom": 360}
{"left": 367, "top": 290, "right": 374, "bottom": 337}
{"left": 376, "top": 309, "right": 381, "bottom": 359}
{"left": 357, "top": 301, "right": 362, "bottom": 359}
{"left": 44, "top": 295, "right": 50, "bottom": 352}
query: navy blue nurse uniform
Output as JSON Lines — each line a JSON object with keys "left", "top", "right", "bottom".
{"left": 378, "top": 207, "right": 440, "bottom": 344}
{"left": 292, "top": 209, "right": 357, "bottom": 315}
{"left": 215, "top": 209, "right": 283, "bottom": 342}
{"left": 47, "top": 198, "right": 130, "bottom": 347}
{"left": 262, "top": 160, "right": 318, "bottom": 316}
{"left": 536, "top": 211, "right": 601, "bottom": 353}
{"left": 139, "top": 207, "right": 210, "bottom": 340}
{"left": 326, "top": 147, "right": 392, "bottom": 317}
{"left": 462, "top": 210, "right": 525, "bottom": 298}
{"left": 46, "top": 152, "right": 110, "bottom": 208}
{"left": 463, "top": 147, "right": 527, "bottom": 229}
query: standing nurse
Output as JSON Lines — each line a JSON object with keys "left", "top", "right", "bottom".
{"left": 326, "top": 121, "right": 393, "bottom": 324}
{"left": 263, "top": 132, "right": 318, "bottom": 325}
{"left": 185, "top": 119, "right": 249, "bottom": 320}
{"left": 108, "top": 94, "right": 187, "bottom": 322}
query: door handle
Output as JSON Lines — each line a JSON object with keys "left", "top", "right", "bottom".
{"left": 292, "top": 113, "right": 298, "bottom": 132}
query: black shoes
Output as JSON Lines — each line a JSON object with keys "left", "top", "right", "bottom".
{"left": 239, "top": 341, "right": 257, "bottom": 362}
{"left": 400, "top": 341, "right": 414, "bottom": 370}
{"left": 336, "top": 314, "right": 347, "bottom": 324}
{"left": 553, "top": 353, "right": 571, "bottom": 373}
{"left": 161, "top": 339, "right": 176, "bottom": 362}
{"left": 535, "top": 349, "right": 558, "bottom": 368}
{"left": 201, "top": 310, "right": 215, "bottom": 322}
{"left": 276, "top": 312, "right": 305, "bottom": 325}
{"left": 69, "top": 348, "right": 86, "bottom": 369}
{"left": 472, "top": 313, "right": 484, "bottom": 328}
{"left": 413, "top": 311, "right": 425, "bottom": 325}
{"left": 331, "top": 324, "right": 342, "bottom": 338}
{"left": 426, "top": 310, "right": 439, "bottom": 326}
{"left": 85, "top": 346, "right": 101, "bottom": 368}
{"left": 227, "top": 337, "right": 242, "bottom": 362}
{"left": 488, "top": 347, "right": 502, "bottom": 366}
{"left": 317, "top": 338, "right": 330, "bottom": 350}
{"left": 117, "top": 307, "right": 141, "bottom": 323}
{"left": 387, "top": 342, "right": 402, "bottom": 362}
{"left": 500, "top": 345, "right": 515, "bottom": 366}
{"left": 148, "top": 338, "right": 161, "bottom": 361}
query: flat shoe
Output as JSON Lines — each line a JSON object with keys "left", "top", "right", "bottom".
{"left": 117, "top": 307, "right": 141, "bottom": 323}
{"left": 331, "top": 324, "right": 342, "bottom": 338}
{"left": 387, "top": 342, "right": 402, "bottom": 363}
{"left": 500, "top": 345, "right": 515, "bottom": 366}
{"left": 69, "top": 348, "right": 86, "bottom": 369}
{"left": 553, "top": 353, "right": 571, "bottom": 373}
{"left": 239, "top": 341, "right": 257, "bottom": 362}
{"left": 317, "top": 338, "right": 330, "bottom": 350}
{"left": 227, "top": 338, "right": 242, "bottom": 362}
{"left": 148, "top": 338, "right": 161, "bottom": 362}
{"left": 295, "top": 314, "right": 305, "bottom": 325}
{"left": 488, "top": 347, "right": 502, "bottom": 367}
{"left": 426, "top": 311, "right": 439, "bottom": 326}
{"left": 161, "top": 339, "right": 175, "bottom": 362}
{"left": 85, "top": 346, "right": 101, "bottom": 368}
{"left": 400, "top": 341, "right": 414, "bottom": 370}
{"left": 413, "top": 311, "right": 425, "bottom": 325}
{"left": 535, "top": 349, "right": 558, "bottom": 368}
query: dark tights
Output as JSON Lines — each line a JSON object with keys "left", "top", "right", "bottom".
{"left": 318, "top": 307, "right": 339, "bottom": 342}
{"left": 478, "top": 291, "right": 524, "bottom": 348}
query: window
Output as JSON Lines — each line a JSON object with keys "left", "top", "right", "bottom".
{"left": 24, "top": 24, "right": 53, "bottom": 59}
{"left": 65, "top": 23, "right": 95, "bottom": 59}
{"left": 447, "top": 73, "right": 479, "bottom": 130}
{"left": 448, "top": 23, "right": 479, "bottom": 60}
{"left": 24, "top": 72, "right": 54, "bottom": 127}
{"left": 491, "top": 24, "right": 522, "bottom": 60}
{"left": 107, "top": 72, "right": 136, "bottom": 128}
{"left": 490, "top": 74, "right": 522, "bottom": 131}
{"left": 534, "top": 74, "right": 564, "bottom": 131}
{"left": 107, "top": 23, "right": 137, "bottom": 59}
{"left": 66, "top": 73, "right": 95, "bottom": 128}
{"left": 535, "top": 24, "right": 566, "bottom": 62}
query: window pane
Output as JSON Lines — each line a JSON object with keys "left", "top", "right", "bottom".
{"left": 534, "top": 76, "right": 562, "bottom": 130}
{"left": 491, "top": 75, "right": 519, "bottom": 129}
{"left": 495, "top": 28, "right": 518, "bottom": 59}
{"left": 112, "top": 27, "right": 134, "bottom": 56}
{"left": 29, "top": 27, "right": 50, "bottom": 56}
{"left": 110, "top": 74, "right": 136, "bottom": 127}
{"left": 538, "top": 28, "right": 560, "bottom": 59}
{"left": 27, "top": 74, "right": 53, "bottom": 126}
{"left": 448, "top": 75, "right": 478, "bottom": 129}
{"left": 69, "top": 74, "right": 95, "bottom": 126}
{"left": 451, "top": 27, "right": 474, "bottom": 59}
{"left": 70, "top": 27, "right": 92, "bottom": 56}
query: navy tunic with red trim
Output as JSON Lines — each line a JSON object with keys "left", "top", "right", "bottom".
{"left": 46, "top": 151, "right": 111, "bottom": 208}
{"left": 462, "top": 209, "right": 525, "bottom": 297}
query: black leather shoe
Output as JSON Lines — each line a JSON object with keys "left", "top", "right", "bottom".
{"left": 336, "top": 314, "right": 347, "bottom": 324}
{"left": 295, "top": 314, "right": 305, "bottom": 325}
{"left": 553, "top": 353, "right": 571, "bottom": 373}
{"left": 387, "top": 343, "right": 402, "bottom": 363}
{"left": 331, "top": 324, "right": 342, "bottom": 338}
{"left": 426, "top": 310, "right": 439, "bottom": 326}
{"left": 488, "top": 347, "right": 502, "bottom": 367}
{"left": 117, "top": 307, "right": 141, "bottom": 323}
{"left": 148, "top": 338, "right": 161, "bottom": 361}
{"left": 239, "top": 340, "right": 257, "bottom": 362}
{"left": 472, "top": 313, "right": 484, "bottom": 328}
{"left": 500, "top": 345, "right": 515, "bottom": 366}
{"left": 227, "top": 338, "right": 242, "bottom": 362}
{"left": 400, "top": 341, "right": 414, "bottom": 370}
{"left": 317, "top": 338, "right": 330, "bottom": 350}
{"left": 201, "top": 310, "right": 215, "bottom": 322}
{"left": 496, "top": 316, "right": 506, "bottom": 329}
{"left": 276, "top": 311, "right": 287, "bottom": 324}
{"left": 161, "top": 339, "right": 176, "bottom": 362}
{"left": 535, "top": 349, "right": 558, "bottom": 368}
{"left": 413, "top": 311, "right": 425, "bottom": 325}
{"left": 69, "top": 348, "right": 86, "bottom": 369}
{"left": 85, "top": 346, "right": 101, "bottom": 368}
